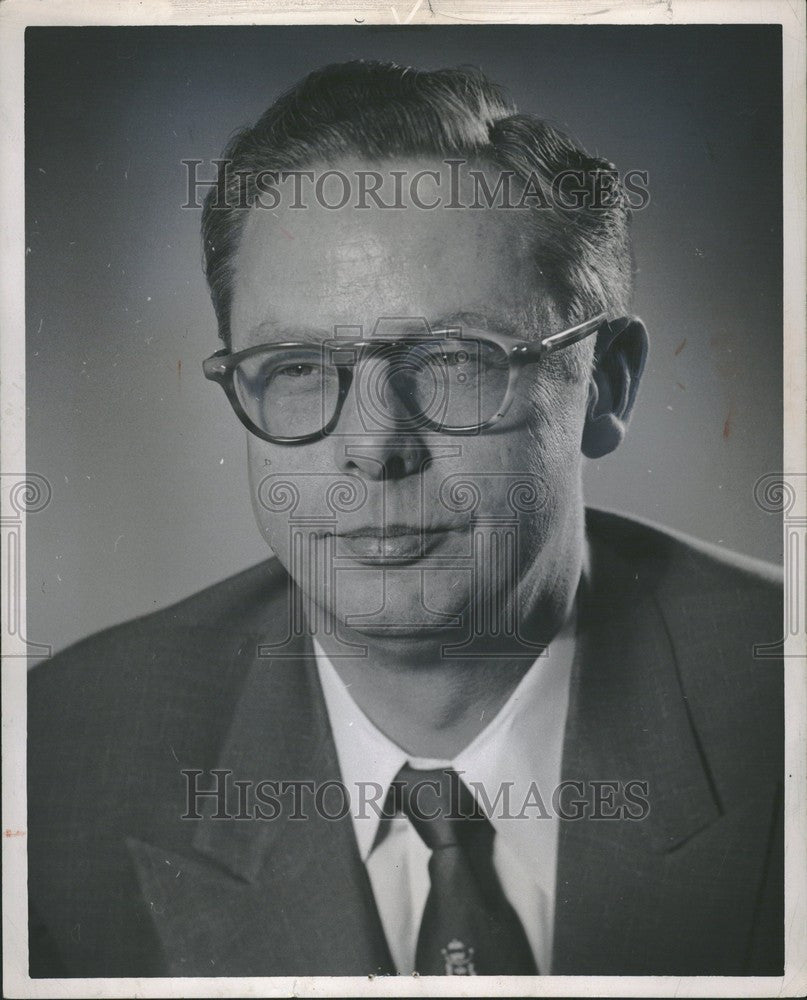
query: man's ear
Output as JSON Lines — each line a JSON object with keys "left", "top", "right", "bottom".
{"left": 581, "top": 317, "right": 648, "bottom": 459}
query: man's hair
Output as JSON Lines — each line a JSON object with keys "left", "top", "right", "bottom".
{"left": 202, "top": 60, "right": 634, "bottom": 354}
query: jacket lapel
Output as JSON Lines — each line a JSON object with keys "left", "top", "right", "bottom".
{"left": 552, "top": 515, "right": 771, "bottom": 974}
{"left": 126, "top": 610, "right": 394, "bottom": 976}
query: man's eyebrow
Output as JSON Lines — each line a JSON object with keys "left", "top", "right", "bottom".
{"left": 429, "top": 310, "right": 520, "bottom": 336}
{"left": 247, "top": 312, "right": 522, "bottom": 343}
{"left": 248, "top": 320, "right": 331, "bottom": 344}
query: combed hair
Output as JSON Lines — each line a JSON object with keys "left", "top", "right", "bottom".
{"left": 202, "top": 60, "right": 634, "bottom": 351}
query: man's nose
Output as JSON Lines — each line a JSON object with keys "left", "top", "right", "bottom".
{"left": 330, "top": 357, "right": 432, "bottom": 481}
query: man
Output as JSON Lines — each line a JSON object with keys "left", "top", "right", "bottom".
{"left": 28, "top": 61, "right": 783, "bottom": 978}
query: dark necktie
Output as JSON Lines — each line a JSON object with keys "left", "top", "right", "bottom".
{"left": 387, "top": 764, "right": 539, "bottom": 975}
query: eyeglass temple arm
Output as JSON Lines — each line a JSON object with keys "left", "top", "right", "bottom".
{"left": 537, "top": 313, "right": 608, "bottom": 355}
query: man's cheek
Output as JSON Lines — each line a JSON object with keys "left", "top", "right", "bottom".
{"left": 259, "top": 511, "right": 288, "bottom": 555}
{"left": 247, "top": 467, "right": 288, "bottom": 557}
{"left": 527, "top": 398, "right": 585, "bottom": 474}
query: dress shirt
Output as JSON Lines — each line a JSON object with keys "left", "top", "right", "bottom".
{"left": 313, "top": 612, "right": 576, "bottom": 975}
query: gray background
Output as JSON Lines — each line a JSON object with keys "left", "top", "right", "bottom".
{"left": 25, "top": 25, "right": 783, "bottom": 655}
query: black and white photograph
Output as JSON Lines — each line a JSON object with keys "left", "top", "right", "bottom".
{"left": 2, "top": 1, "right": 805, "bottom": 996}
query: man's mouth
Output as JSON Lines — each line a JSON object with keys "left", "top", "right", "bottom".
{"left": 322, "top": 524, "right": 460, "bottom": 563}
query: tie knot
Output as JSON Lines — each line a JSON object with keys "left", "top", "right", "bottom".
{"left": 386, "top": 764, "right": 489, "bottom": 851}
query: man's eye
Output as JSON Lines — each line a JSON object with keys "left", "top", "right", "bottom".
{"left": 275, "top": 364, "right": 318, "bottom": 378}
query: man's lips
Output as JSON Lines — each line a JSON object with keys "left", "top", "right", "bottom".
{"left": 316, "top": 524, "right": 461, "bottom": 562}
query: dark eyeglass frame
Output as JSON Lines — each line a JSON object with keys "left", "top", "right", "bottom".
{"left": 202, "top": 312, "right": 607, "bottom": 445}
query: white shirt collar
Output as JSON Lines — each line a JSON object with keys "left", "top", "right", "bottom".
{"left": 314, "top": 611, "right": 576, "bottom": 878}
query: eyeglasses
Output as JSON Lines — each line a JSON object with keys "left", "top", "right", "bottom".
{"left": 203, "top": 313, "right": 606, "bottom": 445}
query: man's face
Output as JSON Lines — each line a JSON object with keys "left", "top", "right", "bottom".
{"left": 229, "top": 159, "right": 590, "bottom": 641}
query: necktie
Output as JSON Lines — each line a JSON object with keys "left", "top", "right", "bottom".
{"left": 387, "top": 764, "right": 538, "bottom": 975}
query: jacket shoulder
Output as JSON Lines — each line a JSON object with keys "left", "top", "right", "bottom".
{"left": 584, "top": 505, "right": 783, "bottom": 696}
{"left": 28, "top": 556, "right": 292, "bottom": 800}
{"left": 585, "top": 506, "right": 783, "bottom": 794}
{"left": 585, "top": 505, "right": 782, "bottom": 597}
{"left": 29, "top": 556, "right": 289, "bottom": 702}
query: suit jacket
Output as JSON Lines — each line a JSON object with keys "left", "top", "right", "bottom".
{"left": 27, "top": 508, "right": 784, "bottom": 977}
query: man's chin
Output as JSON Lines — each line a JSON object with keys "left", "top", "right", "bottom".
{"left": 339, "top": 619, "right": 463, "bottom": 641}
{"left": 310, "top": 589, "right": 473, "bottom": 644}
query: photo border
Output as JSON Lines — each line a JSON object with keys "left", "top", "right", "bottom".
{"left": 2, "top": 1, "right": 804, "bottom": 997}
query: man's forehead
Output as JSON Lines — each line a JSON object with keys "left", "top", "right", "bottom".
{"left": 237, "top": 185, "right": 526, "bottom": 257}
{"left": 229, "top": 163, "right": 556, "bottom": 348}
